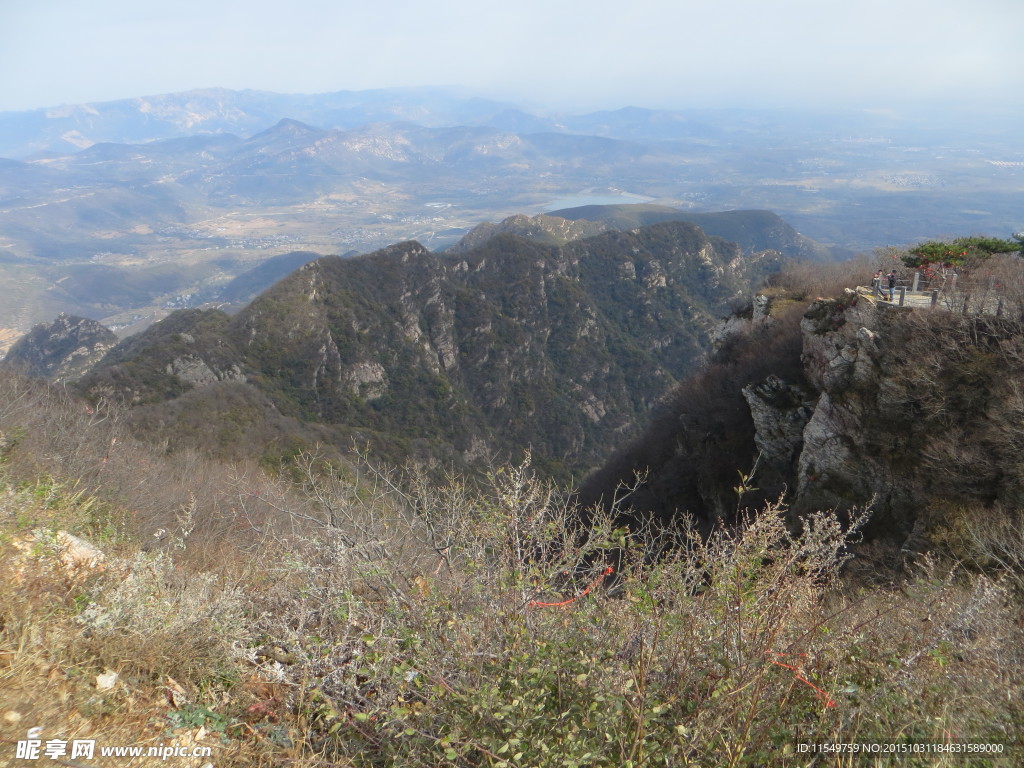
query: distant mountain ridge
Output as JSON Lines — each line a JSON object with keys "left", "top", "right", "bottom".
{"left": 444, "top": 214, "right": 608, "bottom": 253}
{"left": 3, "top": 86, "right": 1021, "bottom": 344}
{"left": 78, "top": 221, "right": 783, "bottom": 477}
{"left": 0, "top": 108, "right": 846, "bottom": 339}
{"left": 449, "top": 206, "right": 832, "bottom": 261}
{"left": 0, "top": 88, "right": 771, "bottom": 161}
{"left": 0, "top": 87, "right": 533, "bottom": 159}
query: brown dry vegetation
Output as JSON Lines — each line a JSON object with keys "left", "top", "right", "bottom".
{"left": 2, "top": 361, "right": 1023, "bottom": 767}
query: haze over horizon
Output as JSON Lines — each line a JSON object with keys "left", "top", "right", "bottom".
{"left": 2, "top": 0, "right": 1022, "bottom": 116}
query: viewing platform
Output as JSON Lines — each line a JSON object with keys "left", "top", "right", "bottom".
{"left": 858, "top": 274, "right": 1011, "bottom": 317}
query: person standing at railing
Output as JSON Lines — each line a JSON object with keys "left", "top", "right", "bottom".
{"left": 887, "top": 271, "right": 897, "bottom": 301}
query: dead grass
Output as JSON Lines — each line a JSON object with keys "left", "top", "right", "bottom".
{"left": 1, "top": 369, "right": 1022, "bottom": 766}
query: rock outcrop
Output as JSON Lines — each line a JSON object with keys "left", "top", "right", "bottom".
{"left": 787, "top": 291, "right": 1024, "bottom": 546}
{"left": 583, "top": 286, "right": 1024, "bottom": 552}
{"left": 742, "top": 374, "right": 816, "bottom": 473}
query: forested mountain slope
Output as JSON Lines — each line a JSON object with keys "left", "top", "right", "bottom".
{"left": 79, "top": 221, "right": 782, "bottom": 476}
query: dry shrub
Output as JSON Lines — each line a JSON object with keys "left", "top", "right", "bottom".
{"left": 2, "top": 440, "right": 1022, "bottom": 767}
{"left": 986, "top": 254, "right": 1024, "bottom": 320}
{"left": 823, "top": 559, "right": 1022, "bottom": 756}
{"left": 766, "top": 254, "right": 874, "bottom": 302}
{"left": 3, "top": 368, "right": 1023, "bottom": 766}
{"left": 250, "top": 465, "right": 1021, "bottom": 767}
{"left": 937, "top": 502, "right": 1024, "bottom": 595}
{"left": 72, "top": 549, "right": 252, "bottom": 686}
{"left": 0, "top": 369, "right": 286, "bottom": 577}
{"left": 0, "top": 480, "right": 273, "bottom": 767}
{"left": 232, "top": 446, "right": 1022, "bottom": 766}
{"left": 243, "top": 450, "right": 623, "bottom": 640}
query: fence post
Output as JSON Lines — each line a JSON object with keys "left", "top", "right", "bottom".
{"left": 912, "top": 271, "right": 920, "bottom": 292}
{"left": 951, "top": 272, "right": 958, "bottom": 293}
{"left": 930, "top": 290, "right": 939, "bottom": 308}
{"left": 898, "top": 287, "right": 906, "bottom": 306}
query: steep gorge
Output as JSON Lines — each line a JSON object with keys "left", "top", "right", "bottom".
{"left": 77, "top": 221, "right": 782, "bottom": 477}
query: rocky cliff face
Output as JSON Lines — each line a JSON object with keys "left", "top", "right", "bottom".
{"left": 79, "top": 221, "right": 780, "bottom": 477}
{"left": 1, "top": 314, "right": 118, "bottom": 382}
{"left": 786, "top": 292, "right": 1024, "bottom": 546}
{"left": 582, "top": 287, "right": 1024, "bottom": 551}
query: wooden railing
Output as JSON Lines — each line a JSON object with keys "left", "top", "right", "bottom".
{"left": 868, "top": 272, "right": 1017, "bottom": 317}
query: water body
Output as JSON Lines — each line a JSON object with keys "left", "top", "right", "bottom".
{"left": 544, "top": 192, "right": 655, "bottom": 211}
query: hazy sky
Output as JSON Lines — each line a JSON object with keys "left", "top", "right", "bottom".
{"left": 1, "top": 0, "right": 1022, "bottom": 113}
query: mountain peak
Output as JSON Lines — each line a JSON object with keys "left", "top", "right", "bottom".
{"left": 1, "top": 314, "right": 117, "bottom": 382}
{"left": 274, "top": 117, "right": 320, "bottom": 132}
{"left": 251, "top": 117, "right": 324, "bottom": 140}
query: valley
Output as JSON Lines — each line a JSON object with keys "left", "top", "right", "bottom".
{"left": 1, "top": 89, "right": 1021, "bottom": 353}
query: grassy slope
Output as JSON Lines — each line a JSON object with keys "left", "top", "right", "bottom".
{"left": 1, "top": 369, "right": 1021, "bottom": 767}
